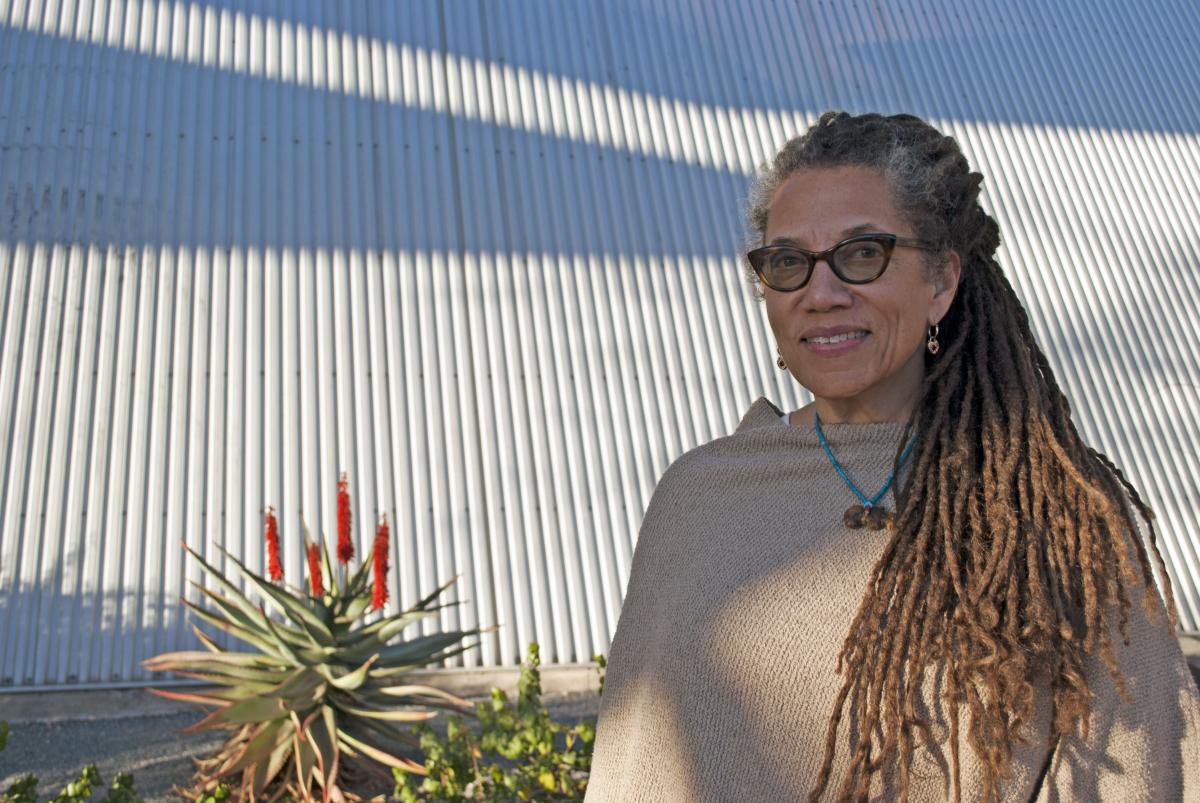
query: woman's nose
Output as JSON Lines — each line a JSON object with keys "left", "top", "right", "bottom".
{"left": 800, "top": 259, "right": 854, "bottom": 311}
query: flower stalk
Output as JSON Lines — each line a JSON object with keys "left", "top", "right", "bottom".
{"left": 372, "top": 514, "right": 390, "bottom": 611}
{"left": 264, "top": 506, "right": 283, "bottom": 582}
{"left": 337, "top": 471, "right": 354, "bottom": 565}
{"left": 306, "top": 542, "right": 324, "bottom": 598}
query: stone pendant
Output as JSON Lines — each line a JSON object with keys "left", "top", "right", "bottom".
{"left": 844, "top": 504, "right": 894, "bottom": 531}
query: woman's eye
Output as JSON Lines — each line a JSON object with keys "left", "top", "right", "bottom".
{"left": 840, "top": 243, "right": 885, "bottom": 264}
{"left": 772, "top": 253, "right": 803, "bottom": 269}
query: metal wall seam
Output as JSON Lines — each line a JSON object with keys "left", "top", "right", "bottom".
{"left": 472, "top": 14, "right": 522, "bottom": 667}
{"left": 573, "top": 4, "right": 635, "bottom": 651}
{"left": 556, "top": 0, "right": 626, "bottom": 662}
{"left": 0, "top": 0, "right": 51, "bottom": 688}
{"left": 465, "top": 1, "right": 523, "bottom": 662}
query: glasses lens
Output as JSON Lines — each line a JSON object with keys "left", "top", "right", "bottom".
{"left": 760, "top": 249, "right": 811, "bottom": 289}
{"left": 833, "top": 238, "right": 889, "bottom": 281}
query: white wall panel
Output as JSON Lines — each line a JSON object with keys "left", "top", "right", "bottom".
{"left": 1, "top": 0, "right": 1198, "bottom": 688}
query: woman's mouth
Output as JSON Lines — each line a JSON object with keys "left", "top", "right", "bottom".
{"left": 802, "top": 330, "right": 870, "bottom": 354}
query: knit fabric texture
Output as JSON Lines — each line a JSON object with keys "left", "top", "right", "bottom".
{"left": 585, "top": 397, "right": 1200, "bottom": 802}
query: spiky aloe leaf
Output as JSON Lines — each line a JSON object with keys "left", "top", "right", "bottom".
{"left": 170, "top": 668, "right": 286, "bottom": 690}
{"left": 185, "top": 545, "right": 281, "bottom": 631}
{"left": 368, "top": 641, "right": 480, "bottom": 678}
{"left": 366, "top": 684, "right": 473, "bottom": 710}
{"left": 319, "top": 537, "right": 338, "bottom": 598}
{"left": 336, "top": 729, "right": 424, "bottom": 773}
{"left": 340, "top": 611, "right": 441, "bottom": 658}
{"left": 221, "top": 718, "right": 292, "bottom": 776}
{"left": 282, "top": 681, "right": 327, "bottom": 715}
{"left": 220, "top": 548, "right": 335, "bottom": 647}
{"left": 195, "top": 584, "right": 311, "bottom": 649}
{"left": 333, "top": 703, "right": 437, "bottom": 722}
{"left": 414, "top": 575, "right": 462, "bottom": 610}
{"left": 183, "top": 598, "right": 289, "bottom": 659}
{"left": 371, "top": 631, "right": 478, "bottom": 667}
{"left": 316, "top": 654, "right": 377, "bottom": 691}
{"left": 241, "top": 603, "right": 333, "bottom": 668}
{"left": 307, "top": 706, "right": 340, "bottom": 796}
{"left": 292, "top": 724, "right": 317, "bottom": 803}
{"left": 247, "top": 720, "right": 295, "bottom": 798}
{"left": 342, "top": 608, "right": 436, "bottom": 643}
{"left": 257, "top": 604, "right": 307, "bottom": 665}
{"left": 144, "top": 650, "right": 282, "bottom": 671}
{"left": 332, "top": 591, "right": 372, "bottom": 627}
{"left": 192, "top": 623, "right": 222, "bottom": 653}
{"left": 350, "top": 715, "right": 423, "bottom": 750}
{"left": 147, "top": 688, "right": 232, "bottom": 708}
{"left": 184, "top": 695, "right": 288, "bottom": 733}
{"left": 267, "top": 666, "right": 325, "bottom": 701}
{"left": 197, "top": 723, "right": 253, "bottom": 782}
{"left": 148, "top": 660, "right": 289, "bottom": 686}
{"left": 339, "top": 544, "right": 374, "bottom": 603}
{"left": 169, "top": 678, "right": 279, "bottom": 701}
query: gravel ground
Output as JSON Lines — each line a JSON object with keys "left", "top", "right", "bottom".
{"left": 0, "top": 711, "right": 224, "bottom": 802}
{"left": 0, "top": 690, "right": 602, "bottom": 802}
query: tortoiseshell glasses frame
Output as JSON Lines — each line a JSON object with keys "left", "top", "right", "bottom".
{"left": 746, "top": 233, "right": 937, "bottom": 292}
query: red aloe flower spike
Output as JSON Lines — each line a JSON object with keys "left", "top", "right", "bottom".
{"left": 371, "top": 514, "right": 390, "bottom": 611}
{"left": 336, "top": 472, "right": 354, "bottom": 565}
{"left": 264, "top": 506, "right": 283, "bottom": 582}
{"left": 306, "top": 542, "right": 325, "bottom": 598}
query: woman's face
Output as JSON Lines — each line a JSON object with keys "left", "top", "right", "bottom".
{"left": 763, "top": 165, "right": 960, "bottom": 420}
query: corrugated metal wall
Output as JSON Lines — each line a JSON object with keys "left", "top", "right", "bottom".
{"left": 1, "top": 0, "right": 1198, "bottom": 689}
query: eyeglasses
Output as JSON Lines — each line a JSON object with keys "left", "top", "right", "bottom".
{"left": 746, "top": 233, "right": 936, "bottom": 292}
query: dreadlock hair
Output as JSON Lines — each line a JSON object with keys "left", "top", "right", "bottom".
{"left": 745, "top": 111, "right": 1178, "bottom": 802}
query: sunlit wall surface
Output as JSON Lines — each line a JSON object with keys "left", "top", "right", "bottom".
{"left": 1, "top": 0, "right": 1198, "bottom": 688}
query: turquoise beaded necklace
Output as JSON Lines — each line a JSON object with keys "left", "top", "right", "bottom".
{"left": 814, "top": 411, "right": 917, "bottom": 531}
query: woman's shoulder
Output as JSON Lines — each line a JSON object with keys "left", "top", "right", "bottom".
{"left": 734, "top": 396, "right": 790, "bottom": 433}
{"left": 641, "top": 398, "right": 828, "bottom": 524}
{"left": 658, "top": 397, "right": 792, "bottom": 479}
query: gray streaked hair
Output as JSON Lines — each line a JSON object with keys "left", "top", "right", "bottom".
{"left": 742, "top": 111, "right": 999, "bottom": 297}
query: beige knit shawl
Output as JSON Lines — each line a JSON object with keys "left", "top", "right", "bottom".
{"left": 586, "top": 397, "right": 1200, "bottom": 802}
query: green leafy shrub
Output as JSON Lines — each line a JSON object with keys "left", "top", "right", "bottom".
{"left": 393, "top": 644, "right": 605, "bottom": 802}
{"left": 0, "top": 757, "right": 141, "bottom": 803}
{"left": 192, "top": 783, "right": 231, "bottom": 802}
{"left": 146, "top": 477, "right": 481, "bottom": 801}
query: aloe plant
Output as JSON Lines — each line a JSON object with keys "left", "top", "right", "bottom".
{"left": 146, "top": 481, "right": 481, "bottom": 802}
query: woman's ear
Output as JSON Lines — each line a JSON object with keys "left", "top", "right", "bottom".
{"left": 930, "top": 250, "right": 962, "bottom": 323}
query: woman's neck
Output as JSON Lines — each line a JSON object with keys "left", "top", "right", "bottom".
{"left": 793, "top": 388, "right": 919, "bottom": 426}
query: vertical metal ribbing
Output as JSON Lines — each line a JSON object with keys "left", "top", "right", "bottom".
{"left": 24, "top": 0, "right": 85, "bottom": 686}
{"left": 0, "top": 1, "right": 38, "bottom": 687}
{"left": 492, "top": 3, "right": 569, "bottom": 665}
{"left": 872, "top": 0, "right": 1200, "bottom": 625}
{"left": 1007, "top": 0, "right": 1200, "bottom": 622}
{"left": 2, "top": 0, "right": 1200, "bottom": 688}
{"left": 576, "top": 1, "right": 657, "bottom": 633}
{"left": 536, "top": 0, "right": 615, "bottom": 665}
{"left": 425, "top": 0, "right": 468, "bottom": 660}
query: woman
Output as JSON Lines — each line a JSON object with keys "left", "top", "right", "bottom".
{"left": 585, "top": 112, "right": 1200, "bottom": 802}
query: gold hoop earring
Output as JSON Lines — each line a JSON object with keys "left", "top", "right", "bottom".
{"left": 927, "top": 324, "right": 940, "bottom": 355}
{"left": 776, "top": 349, "right": 787, "bottom": 370}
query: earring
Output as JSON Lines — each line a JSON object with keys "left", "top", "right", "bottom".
{"left": 776, "top": 349, "right": 787, "bottom": 370}
{"left": 927, "top": 324, "right": 940, "bottom": 355}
